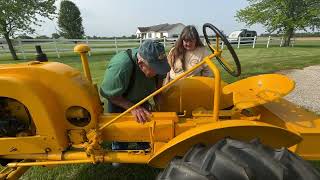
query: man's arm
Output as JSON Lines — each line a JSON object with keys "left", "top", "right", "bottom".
{"left": 108, "top": 96, "right": 151, "bottom": 123}
{"left": 153, "top": 75, "right": 165, "bottom": 111}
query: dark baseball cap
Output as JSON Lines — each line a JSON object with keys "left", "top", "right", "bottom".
{"left": 138, "top": 40, "right": 170, "bottom": 75}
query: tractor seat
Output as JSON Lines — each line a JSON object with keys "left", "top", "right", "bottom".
{"left": 222, "top": 74, "right": 295, "bottom": 110}
{"left": 159, "top": 76, "right": 233, "bottom": 117}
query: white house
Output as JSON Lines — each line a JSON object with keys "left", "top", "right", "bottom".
{"left": 136, "top": 23, "right": 185, "bottom": 39}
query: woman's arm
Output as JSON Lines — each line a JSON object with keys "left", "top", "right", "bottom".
{"left": 200, "top": 47, "right": 214, "bottom": 77}
{"left": 201, "top": 64, "right": 214, "bottom": 77}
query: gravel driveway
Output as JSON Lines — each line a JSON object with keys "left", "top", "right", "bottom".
{"left": 278, "top": 65, "right": 320, "bottom": 114}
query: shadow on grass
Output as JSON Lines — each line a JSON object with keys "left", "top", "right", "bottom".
{"left": 294, "top": 44, "right": 320, "bottom": 48}
{"left": 73, "top": 163, "right": 160, "bottom": 180}
{"left": 61, "top": 143, "right": 161, "bottom": 179}
{"left": 311, "top": 161, "right": 320, "bottom": 172}
{"left": 21, "top": 163, "right": 160, "bottom": 180}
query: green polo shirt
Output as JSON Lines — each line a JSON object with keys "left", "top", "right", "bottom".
{"left": 100, "top": 48, "right": 157, "bottom": 104}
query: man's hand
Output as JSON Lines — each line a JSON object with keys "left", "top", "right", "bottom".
{"left": 131, "top": 106, "right": 151, "bottom": 123}
{"left": 108, "top": 96, "right": 152, "bottom": 123}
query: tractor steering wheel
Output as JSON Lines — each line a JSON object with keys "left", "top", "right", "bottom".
{"left": 203, "top": 23, "right": 241, "bottom": 77}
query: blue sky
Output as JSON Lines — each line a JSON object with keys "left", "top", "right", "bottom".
{"left": 35, "top": 0, "right": 266, "bottom": 37}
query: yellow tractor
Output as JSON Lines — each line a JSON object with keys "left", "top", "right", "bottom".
{"left": 0, "top": 23, "right": 319, "bottom": 180}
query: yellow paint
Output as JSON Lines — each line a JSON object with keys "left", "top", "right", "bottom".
{"left": 98, "top": 58, "right": 209, "bottom": 131}
{"left": 0, "top": 162, "right": 30, "bottom": 179}
{"left": 99, "top": 112, "right": 176, "bottom": 142}
{"left": 74, "top": 44, "right": 90, "bottom": 53}
{"left": 205, "top": 57, "right": 221, "bottom": 121}
{"left": 0, "top": 61, "right": 101, "bottom": 155}
{"left": 223, "top": 74, "right": 295, "bottom": 110}
{"left": 5, "top": 151, "right": 151, "bottom": 168}
{"left": 7, "top": 160, "right": 93, "bottom": 167}
{"left": 98, "top": 51, "right": 222, "bottom": 131}
{"left": 216, "top": 34, "right": 220, "bottom": 51}
{"left": 149, "top": 119, "right": 302, "bottom": 168}
{"left": 263, "top": 99, "right": 320, "bottom": 160}
{"left": 159, "top": 77, "right": 233, "bottom": 117}
{"left": 74, "top": 44, "right": 92, "bottom": 83}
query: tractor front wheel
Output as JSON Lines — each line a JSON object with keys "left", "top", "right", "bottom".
{"left": 157, "top": 138, "right": 320, "bottom": 180}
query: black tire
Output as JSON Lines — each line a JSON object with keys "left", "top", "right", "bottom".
{"left": 157, "top": 138, "right": 320, "bottom": 180}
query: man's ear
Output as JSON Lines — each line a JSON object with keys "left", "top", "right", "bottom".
{"left": 137, "top": 59, "right": 143, "bottom": 65}
{"left": 137, "top": 54, "right": 145, "bottom": 65}
{"left": 137, "top": 59, "right": 144, "bottom": 68}
{"left": 137, "top": 59, "right": 146, "bottom": 69}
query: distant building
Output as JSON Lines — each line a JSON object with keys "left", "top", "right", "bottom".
{"left": 136, "top": 23, "right": 185, "bottom": 39}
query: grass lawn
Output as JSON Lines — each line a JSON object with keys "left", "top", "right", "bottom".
{"left": 1, "top": 41, "right": 320, "bottom": 179}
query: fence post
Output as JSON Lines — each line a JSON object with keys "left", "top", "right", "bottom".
{"left": 237, "top": 37, "right": 241, "bottom": 49}
{"left": 86, "top": 36, "right": 91, "bottom": 56}
{"left": 18, "top": 38, "right": 26, "bottom": 59}
{"left": 267, "top": 36, "right": 271, "bottom": 48}
{"left": 114, "top": 37, "right": 118, "bottom": 53}
{"left": 252, "top": 36, "right": 257, "bottom": 48}
{"left": 221, "top": 41, "right": 224, "bottom": 49}
{"left": 291, "top": 37, "right": 295, "bottom": 47}
{"left": 280, "top": 37, "right": 284, "bottom": 47}
{"left": 140, "top": 37, "right": 142, "bottom": 45}
{"left": 53, "top": 38, "right": 60, "bottom": 58}
{"left": 163, "top": 37, "right": 166, "bottom": 47}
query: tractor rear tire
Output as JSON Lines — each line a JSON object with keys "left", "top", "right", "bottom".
{"left": 157, "top": 138, "right": 320, "bottom": 180}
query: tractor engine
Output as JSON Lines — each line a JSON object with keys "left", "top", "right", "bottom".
{"left": 0, "top": 97, "right": 35, "bottom": 137}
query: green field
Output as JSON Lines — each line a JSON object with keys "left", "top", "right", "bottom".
{"left": 1, "top": 40, "right": 320, "bottom": 179}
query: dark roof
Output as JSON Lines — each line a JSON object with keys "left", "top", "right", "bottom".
{"left": 137, "top": 27, "right": 149, "bottom": 32}
{"left": 137, "top": 23, "right": 184, "bottom": 32}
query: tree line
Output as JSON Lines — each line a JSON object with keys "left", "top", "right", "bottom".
{"left": 236, "top": 0, "right": 320, "bottom": 46}
{"left": 260, "top": 32, "right": 320, "bottom": 37}
{"left": 0, "top": 0, "right": 319, "bottom": 60}
{"left": 14, "top": 34, "right": 138, "bottom": 40}
{"left": 0, "top": 0, "right": 84, "bottom": 60}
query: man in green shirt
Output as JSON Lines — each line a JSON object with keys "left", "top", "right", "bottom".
{"left": 100, "top": 40, "right": 169, "bottom": 150}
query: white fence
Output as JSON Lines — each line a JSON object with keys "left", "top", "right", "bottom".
{"left": 0, "top": 36, "right": 295, "bottom": 59}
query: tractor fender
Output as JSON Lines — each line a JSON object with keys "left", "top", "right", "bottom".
{"left": 1, "top": 62, "right": 102, "bottom": 130}
{"left": 0, "top": 75, "right": 69, "bottom": 153}
{"left": 149, "top": 120, "right": 302, "bottom": 168}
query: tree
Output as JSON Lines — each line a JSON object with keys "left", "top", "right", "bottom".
{"left": 58, "top": 0, "right": 84, "bottom": 39}
{"left": 0, "top": 0, "right": 56, "bottom": 60}
{"left": 236, "top": 0, "right": 320, "bottom": 46}
{"left": 51, "top": 33, "right": 60, "bottom": 39}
